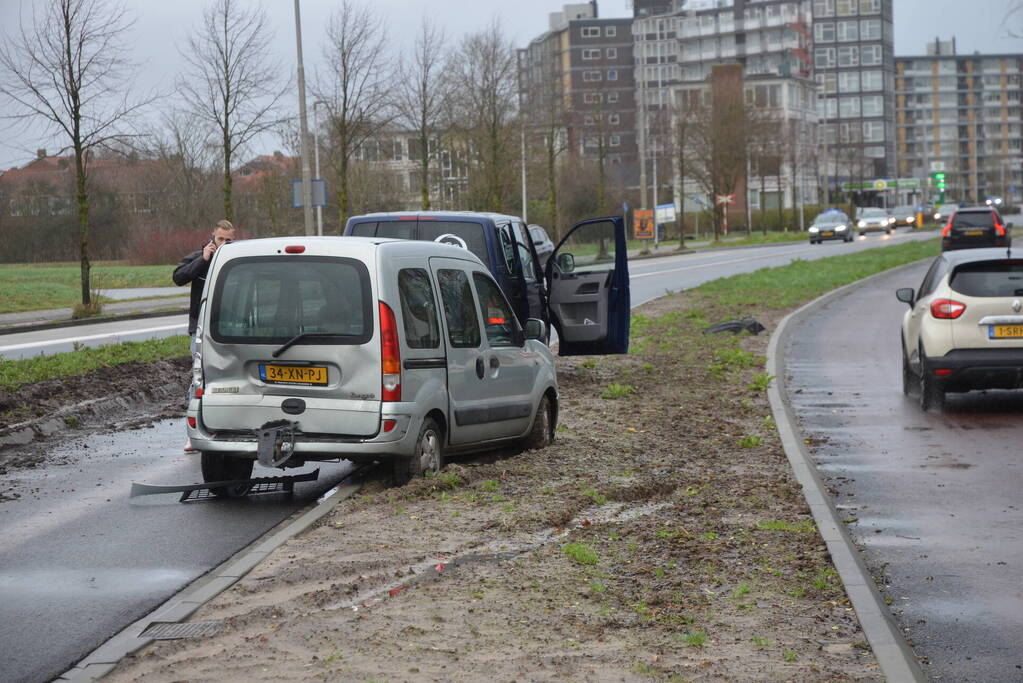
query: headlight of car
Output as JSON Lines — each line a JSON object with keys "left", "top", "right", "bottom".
{"left": 808, "top": 227, "right": 819, "bottom": 233}
{"left": 934, "top": 213, "right": 941, "bottom": 220}
{"left": 906, "top": 216, "right": 914, "bottom": 222}
{"left": 857, "top": 220, "right": 866, "bottom": 228}
{"left": 836, "top": 225, "right": 846, "bottom": 231}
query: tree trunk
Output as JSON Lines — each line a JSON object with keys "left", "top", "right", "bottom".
{"left": 222, "top": 127, "right": 233, "bottom": 221}
{"left": 546, "top": 137, "right": 558, "bottom": 240}
{"left": 74, "top": 144, "right": 91, "bottom": 307}
{"left": 420, "top": 131, "right": 431, "bottom": 211}
{"left": 338, "top": 150, "right": 350, "bottom": 229}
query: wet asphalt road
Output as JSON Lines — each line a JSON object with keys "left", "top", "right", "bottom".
{"left": 0, "top": 420, "right": 355, "bottom": 683}
{"left": 784, "top": 261, "right": 1023, "bottom": 682}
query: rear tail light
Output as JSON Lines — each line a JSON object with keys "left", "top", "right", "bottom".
{"left": 187, "top": 416, "right": 197, "bottom": 428}
{"left": 940, "top": 219, "right": 953, "bottom": 237}
{"left": 930, "top": 298, "right": 966, "bottom": 319}
{"left": 994, "top": 216, "right": 1006, "bottom": 236}
{"left": 285, "top": 245, "right": 306, "bottom": 254}
{"left": 379, "top": 301, "right": 401, "bottom": 402}
{"left": 194, "top": 387, "right": 204, "bottom": 399}
{"left": 934, "top": 368, "right": 953, "bottom": 377}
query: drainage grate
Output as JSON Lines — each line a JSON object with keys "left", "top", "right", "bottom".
{"left": 140, "top": 621, "right": 223, "bottom": 640}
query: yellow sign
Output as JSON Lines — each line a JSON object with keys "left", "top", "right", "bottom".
{"left": 633, "top": 209, "right": 655, "bottom": 239}
{"left": 873, "top": 179, "right": 888, "bottom": 190}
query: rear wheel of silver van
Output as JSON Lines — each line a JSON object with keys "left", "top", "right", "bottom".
{"left": 523, "top": 394, "right": 554, "bottom": 451}
{"left": 201, "top": 453, "right": 254, "bottom": 498}
{"left": 394, "top": 418, "right": 443, "bottom": 486}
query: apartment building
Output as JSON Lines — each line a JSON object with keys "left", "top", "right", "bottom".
{"left": 631, "top": 0, "right": 819, "bottom": 211}
{"left": 895, "top": 40, "right": 1023, "bottom": 205}
{"left": 811, "top": 0, "right": 895, "bottom": 182}
{"left": 518, "top": 3, "right": 638, "bottom": 182}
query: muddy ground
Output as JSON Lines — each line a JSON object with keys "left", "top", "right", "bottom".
{"left": 5, "top": 291, "right": 882, "bottom": 681}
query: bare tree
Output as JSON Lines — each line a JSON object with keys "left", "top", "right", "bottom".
{"left": 395, "top": 17, "right": 448, "bottom": 211}
{"left": 143, "top": 109, "right": 218, "bottom": 230}
{"left": 0, "top": 0, "right": 151, "bottom": 309}
{"left": 449, "top": 19, "right": 518, "bottom": 212}
{"left": 179, "top": 0, "right": 286, "bottom": 222}
{"left": 317, "top": 0, "right": 393, "bottom": 229}
{"left": 522, "top": 50, "right": 570, "bottom": 238}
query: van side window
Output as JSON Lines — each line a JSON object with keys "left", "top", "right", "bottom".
{"left": 437, "top": 269, "right": 481, "bottom": 348}
{"left": 398, "top": 268, "right": 440, "bottom": 349}
{"left": 498, "top": 225, "right": 517, "bottom": 275}
{"left": 512, "top": 221, "right": 537, "bottom": 282}
{"left": 473, "top": 272, "right": 519, "bottom": 347}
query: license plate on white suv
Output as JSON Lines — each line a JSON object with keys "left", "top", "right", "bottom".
{"left": 990, "top": 324, "right": 1023, "bottom": 339}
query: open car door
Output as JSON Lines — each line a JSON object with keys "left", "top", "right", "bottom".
{"left": 545, "top": 216, "right": 630, "bottom": 356}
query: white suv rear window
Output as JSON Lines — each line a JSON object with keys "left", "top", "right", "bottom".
{"left": 949, "top": 261, "right": 1023, "bottom": 298}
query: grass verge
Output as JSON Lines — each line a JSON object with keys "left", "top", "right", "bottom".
{"left": 0, "top": 262, "right": 176, "bottom": 314}
{"left": 0, "top": 336, "right": 189, "bottom": 393}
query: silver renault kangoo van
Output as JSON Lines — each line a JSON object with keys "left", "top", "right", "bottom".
{"left": 187, "top": 236, "right": 557, "bottom": 494}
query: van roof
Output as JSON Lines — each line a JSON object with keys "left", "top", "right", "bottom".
{"left": 349, "top": 211, "right": 521, "bottom": 224}
{"left": 214, "top": 235, "right": 485, "bottom": 264}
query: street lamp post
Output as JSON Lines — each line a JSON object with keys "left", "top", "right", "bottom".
{"left": 313, "top": 101, "right": 324, "bottom": 236}
{"left": 293, "top": 0, "right": 314, "bottom": 236}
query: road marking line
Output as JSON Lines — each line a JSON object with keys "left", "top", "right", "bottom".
{"left": 0, "top": 323, "right": 186, "bottom": 353}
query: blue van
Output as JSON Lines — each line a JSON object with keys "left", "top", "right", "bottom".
{"left": 344, "top": 211, "right": 629, "bottom": 355}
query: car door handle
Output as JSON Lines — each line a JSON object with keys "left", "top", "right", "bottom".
{"left": 489, "top": 356, "right": 500, "bottom": 370}
{"left": 475, "top": 357, "right": 485, "bottom": 379}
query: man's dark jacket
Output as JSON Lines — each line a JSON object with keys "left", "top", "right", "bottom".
{"left": 173, "top": 247, "right": 211, "bottom": 335}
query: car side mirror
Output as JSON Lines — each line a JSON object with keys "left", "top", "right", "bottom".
{"left": 524, "top": 318, "right": 546, "bottom": 342}
{"left": 556, "top": 252, "right": 575, "bottom": 273}
{"left": 895, "top": 288, "right": 915, "bottom": 306}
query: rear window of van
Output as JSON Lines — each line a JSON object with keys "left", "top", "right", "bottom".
{"left": 211, "top": 256, "right": 372, "bottom": 344}
{"left": 418, "top": 221, "right": 488, "bottom": 264}
{"left": 949, "top": 260, "right": 1023, "bottom": 297}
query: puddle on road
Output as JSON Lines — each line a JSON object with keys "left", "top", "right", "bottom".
{"left": 0, "top": 567, "right": 192, "bottom": 596}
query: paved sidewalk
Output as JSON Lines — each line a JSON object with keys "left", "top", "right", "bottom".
{"left": 0, "top": 295, "right": 189, "bottom": 332}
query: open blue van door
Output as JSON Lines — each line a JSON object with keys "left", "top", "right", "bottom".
{"left": 545, "top": 216, "right": 630, "bottom": 356}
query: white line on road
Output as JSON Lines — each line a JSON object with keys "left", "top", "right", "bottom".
{"left": 0, "top": 322, "right": 187, "bottom": 354}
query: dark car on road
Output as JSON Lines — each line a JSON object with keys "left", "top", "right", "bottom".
{"left": 808, "top": 210, "right": 853, "bottom": 244}
{"left": 940, "top": 206, "right": 1012, "bottom": 251}
{"left": 891, "top": 204, "right": 921, "bottom": 228}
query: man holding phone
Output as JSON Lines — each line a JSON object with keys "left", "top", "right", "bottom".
{"left": 173, "top": 219, "right": 237, "bottom": 336}
{"left": 173, "top": 220, "right": 237, "bottom": 452}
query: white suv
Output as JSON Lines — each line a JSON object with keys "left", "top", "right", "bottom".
{"left": 896, "top": 248, "right": 1023, "bottom": 409}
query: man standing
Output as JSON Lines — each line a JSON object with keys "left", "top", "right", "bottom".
{"left": 173, "top": 220, "right": 237, "bottom": 336}
{"left": 174, "top": 220, "right": 236, "bottom": 452}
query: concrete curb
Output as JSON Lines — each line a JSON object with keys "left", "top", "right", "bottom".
{"left": 57, "top": 478, "right": 363, "bottom": 682}
{"left": 766, "top": 259, "right": 928, "bottom": 683}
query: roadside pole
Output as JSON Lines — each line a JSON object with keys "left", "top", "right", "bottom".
{"left": 293, "top": 0, "right": 314, "bottom": 236}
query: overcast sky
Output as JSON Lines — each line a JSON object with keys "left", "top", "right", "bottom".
{"left": 1, "top": 0, "right": 1021, "bottom": 171}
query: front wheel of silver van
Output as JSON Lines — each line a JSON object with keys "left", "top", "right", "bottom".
{"left": 201, "top": 453, "right": 254, "bottom": 498}
{"left": 394, "top": 418, "right": 444, "bottom": 486}
{"left": 523, "top": 394, "right": 554, "bottom": 451}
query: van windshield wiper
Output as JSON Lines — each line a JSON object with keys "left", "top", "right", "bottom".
{"left": 272, "top": 332, "right": 337, "bottom": 358}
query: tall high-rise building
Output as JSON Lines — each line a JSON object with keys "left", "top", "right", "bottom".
{"left": 518, "top": 3, "right": 638, "bottom": 183}
{"left": 631, "top": 0, "right": 819, "bottom": 212}
{"left": 811, "top": 0, "right": 895, "bottom": 184}
{"left": 896, "top": 41, "right": 1023, "bottom": 205}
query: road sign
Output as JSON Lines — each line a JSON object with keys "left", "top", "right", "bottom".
{"left": 655, "top": 203, "right": 676, "bottom": 224}
{"left": 873, "top": 179, "right": 888, "bottom": 190}
{"left": 633, "top": 209, "right": 655, "bottom": 239}
{"left": 930, "top": 161, "right": 946, "bottom": 172}
{"left": 292, "top": 179, "right": 327, "bottom": 208}
{"left": 715, "top": 193, "right": 735, "bottom": 205}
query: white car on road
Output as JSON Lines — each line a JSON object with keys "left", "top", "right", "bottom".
{"left": 896, "top": 248, "right": 1023, "bottom": 409}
